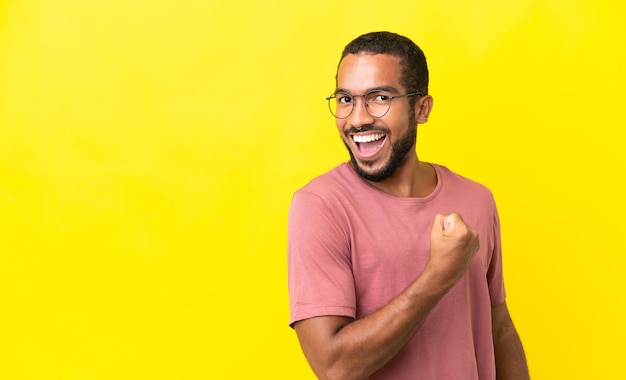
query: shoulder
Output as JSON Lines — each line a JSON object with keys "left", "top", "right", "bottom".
{"left": 433, "top": 164, "right": 496, "bottom": 205}
{"left": 294, "top": 162, "right": 362, "bottom": 202}
{"left": 434, "top": 164, "right": 492, "bottom": 192}
{"left": 289, "top": 163, "right": 370, "bottom": 237}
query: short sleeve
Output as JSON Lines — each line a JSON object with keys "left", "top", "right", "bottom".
{"left": 287, "top": 190, "right": 356, "bottom": 326}
{"left": 486, "top": 206, "right": 506, "bottom": 306}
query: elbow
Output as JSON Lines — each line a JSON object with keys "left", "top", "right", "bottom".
{"left": 316, "top": 369, "right": 358, "bottom": 380}
{"left": 312, "top": 360, "right": 366, "bottom": 380}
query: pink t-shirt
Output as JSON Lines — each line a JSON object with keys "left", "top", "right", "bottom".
{"left": 288, "top": 163, "right": 506, "bottom": 380}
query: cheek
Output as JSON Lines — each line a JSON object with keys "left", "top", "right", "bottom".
{"left": 385, "top": 115, "right": 407, "bottom": 135}
{"left": 335, "top": 119, "right": 347, "bottom": 135}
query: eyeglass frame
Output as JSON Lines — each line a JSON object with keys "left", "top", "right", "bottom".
{"left": 326, "top": 90, "right": 423, "bottom": 119}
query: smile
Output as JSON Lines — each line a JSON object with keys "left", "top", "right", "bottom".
{"left": 352, "top": 133, "right": 387, "bottom": 158}
{"left": 353, "top": 133, "right": 386, "bottom": 144}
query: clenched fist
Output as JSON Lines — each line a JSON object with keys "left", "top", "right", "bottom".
{"left": 427, "top": 213, "right": 480, "bottom": 291}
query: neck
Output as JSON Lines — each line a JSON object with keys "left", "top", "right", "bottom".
{"left": 363, "top": 155, "right": 437, "bottom": 198}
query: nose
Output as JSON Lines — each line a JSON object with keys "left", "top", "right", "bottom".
{"left": 347, "top": 95, "right": 375, "bottom": 129}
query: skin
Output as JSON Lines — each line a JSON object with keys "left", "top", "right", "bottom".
{"left": 336, "top": 53, "right": 435, "bottom": 197}
{"left": 293, "top": 53, "right": 529, "bottom": 380}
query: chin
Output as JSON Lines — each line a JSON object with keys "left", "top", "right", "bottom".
{"left": 352, "top": 158, "right": 394, "bottom": 182}
{"left": 344, "top": 140, "right": 397, "bottom": 182}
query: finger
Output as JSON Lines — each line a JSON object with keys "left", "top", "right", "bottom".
{"left": 443, "top": 214, "right": 454, "bottom": 232}
{"left": 431, "top": 214, "right": 445, "bottom": 235}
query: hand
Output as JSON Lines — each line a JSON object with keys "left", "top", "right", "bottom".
{"left": 427, "top": 213, "right": 480, "bottom": 290}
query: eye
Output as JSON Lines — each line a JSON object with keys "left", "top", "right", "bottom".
{"left": 367, "top": 92, "right": 392, "bottom": 104}
{"left": 336, "top": 93, "right": 353, "bottom": 104}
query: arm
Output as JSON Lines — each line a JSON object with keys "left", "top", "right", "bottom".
{"left": 294, "top": 213, "right": 480, "bottom": 380}
{"left": 492, "top": 301, "right": 529, "bottom": 380}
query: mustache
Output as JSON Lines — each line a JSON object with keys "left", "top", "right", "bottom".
{"left": 345, "top": 125, "right": 388, "bottom": 135}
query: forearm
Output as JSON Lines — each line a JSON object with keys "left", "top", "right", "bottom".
{"left": 494, "top": 326, "right": 529, "bottom": 379}
{"left": 492, "top": 305, "right": 529, "bottom": 380}
{"left": 300, "top": 268, "right": 451, "bottom": 380}
{"left": 294, "top": 213, "right": 480, "bottom": 380}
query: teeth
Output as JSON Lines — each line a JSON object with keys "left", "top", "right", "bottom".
{"left": 353, "top": 133, "right": 385, "bottom": 143}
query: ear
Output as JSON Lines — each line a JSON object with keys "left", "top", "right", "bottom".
{"left": 415, "top": 95, "right": 433, "bottom": 124}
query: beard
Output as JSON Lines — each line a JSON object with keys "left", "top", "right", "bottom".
{"left": 344, "top": 115, "right": 417, "bottom": 182}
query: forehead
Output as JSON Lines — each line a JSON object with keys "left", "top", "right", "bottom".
{"left": 336, "top": 53, "right": 404, "bottom": 93}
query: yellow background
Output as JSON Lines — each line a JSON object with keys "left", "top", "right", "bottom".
{"left": 1, "top": 0, "right": 624, "bottom": 378}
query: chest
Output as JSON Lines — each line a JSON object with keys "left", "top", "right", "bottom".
{"left": 344, "top": 201, "right": 493, "bottom": 317}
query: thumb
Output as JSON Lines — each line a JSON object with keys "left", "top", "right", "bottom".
{"left": 431, "top": 214, "right": 445, "bottom": 235}
{"left": 442, "top": 214, "right": 455, "bottom": 233}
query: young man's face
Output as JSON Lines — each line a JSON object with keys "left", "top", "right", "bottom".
{"left": 334, "top": 53, "right": 419, "bottom": 182}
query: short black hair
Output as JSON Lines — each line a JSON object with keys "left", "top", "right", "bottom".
{"left": 339, "top": 31, "right": 429, "bottom": 96}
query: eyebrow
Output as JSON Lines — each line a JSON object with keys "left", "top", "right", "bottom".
{"left": 334, "top": 86, "right": 401, "bottom": 95}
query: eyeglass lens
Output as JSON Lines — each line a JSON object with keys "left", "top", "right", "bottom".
{"left": 329, "top": 92, "right": 393, "bottom": 119}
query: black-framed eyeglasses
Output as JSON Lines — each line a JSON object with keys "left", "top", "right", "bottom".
{"left": 326, "top": 90, "right": 422, "bottom": 119}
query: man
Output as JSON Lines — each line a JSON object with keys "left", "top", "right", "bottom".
{"left": 287, "top": 31, "right": 529, "bottom": 379}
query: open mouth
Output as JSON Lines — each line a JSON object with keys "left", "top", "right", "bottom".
{"left": 352, "top": 133, "right": 387, "bottom": 158}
